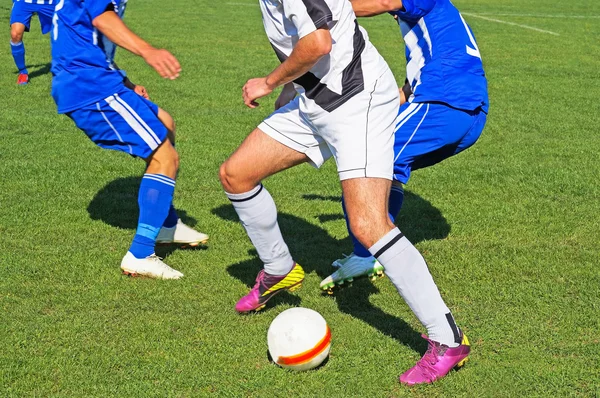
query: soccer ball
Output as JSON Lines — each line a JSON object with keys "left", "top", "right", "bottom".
{"left": 267, "top": 307, "right": 331, "bottom": 371}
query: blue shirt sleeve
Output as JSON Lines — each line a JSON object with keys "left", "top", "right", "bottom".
{"left": 393, "top": 0, "right": 435, "bottom": 21}
{"left": 85, "top": 0, "right": 119, "bottom": 21}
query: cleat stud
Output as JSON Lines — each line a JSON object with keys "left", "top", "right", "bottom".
{"left": 456, "top": 358, "right": 469, "bottom": 368}
{"left": 255, "top": 305, "right": 266, "bottom": 312}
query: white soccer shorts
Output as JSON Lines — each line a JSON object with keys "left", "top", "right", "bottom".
{"left": 259, "top": 69, "right": 399, "bottom": 181}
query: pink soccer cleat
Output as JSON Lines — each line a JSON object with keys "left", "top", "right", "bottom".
{"left": 400, "top": 333, "right": 470, "bottom": 385}
{"left": 235, "top": 263, "right": 304, "bottom": 313}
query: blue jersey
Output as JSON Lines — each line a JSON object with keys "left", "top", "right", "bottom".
{"left": 391, "top": 0, "right": 488, "bottom": 113}
{"left": 51, "top": 0, "right": 124, "bottom": 114}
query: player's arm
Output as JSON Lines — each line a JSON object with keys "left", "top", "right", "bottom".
{"left": 351, "top": 0, "right": 435, "bottom": 18}
{"left": 243, "top": 28, "right": 332, "bottom": 108}
{"left": 92, "top": 10, "right": 180, "bottom": 80}
{"left": 351, "top": 0, "right": 404, "bottom": 17}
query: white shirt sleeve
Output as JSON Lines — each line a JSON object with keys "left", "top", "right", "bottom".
{"left": 281, "top": 0, "right": 336, "bottom": 39}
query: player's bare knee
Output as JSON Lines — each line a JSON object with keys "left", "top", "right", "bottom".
{"left": 10, "top": 28, "right": 23, "bottom": 44}
{"left": 219, "top": 161, "right": 235, "bottom": 192}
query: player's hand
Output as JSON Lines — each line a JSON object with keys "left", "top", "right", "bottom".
{"left": 399, "top": 87, "right": 406, "bottom": 105}
{"left": 134, "top": 85, "right": 150, "bottom": 99}
{"left": 142, "top": 48, "right": 181, "bottom": 80}
{"left": 243, "top": 77, "right": 274, "bottom": 108}
{"left": 274, "top": 83, "right": 296, "bottom": 110}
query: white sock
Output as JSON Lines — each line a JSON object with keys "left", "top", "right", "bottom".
{"left": 369, "top": 228, "right": 461, "bottom": 347}
{"left": 226, "top": 184, "right": 294, "bottom": 276}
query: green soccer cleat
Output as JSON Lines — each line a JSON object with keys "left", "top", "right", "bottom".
{"left": 320, "top": 254, "right": 384, "bottom": 293}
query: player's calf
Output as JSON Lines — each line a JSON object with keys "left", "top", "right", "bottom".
{"left": 10, "top": 23, "right": 28, "bottom": 82}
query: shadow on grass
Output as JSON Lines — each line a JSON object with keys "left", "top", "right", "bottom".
{"left": 212, "top": 190, "right": 449, "bottom": 354}
{"left": 28, "top": 62, "right": 51, "bottom": 80}
{"left": 87, "top": 176, "right": 203, "bottom": 257}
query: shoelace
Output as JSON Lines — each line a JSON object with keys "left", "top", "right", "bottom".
{"left": 148, "top": 254, "right": 164, "bottom": 261}
{"left": 252, "top": 270, "right": 266, "bottom": 289}
{"left": 333, "top": 254, "right": 352, "bottom": 268}
{"left": 413, "top": 337, "right": 443, "bottom": 382}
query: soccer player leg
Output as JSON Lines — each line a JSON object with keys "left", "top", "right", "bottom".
{"left": 67, "top": 91, "right": 182, "bottom": 279}
{"left": 9, "top": 2, "right": 31, "bottom": 80}
{"left": 141, "top": 100, "right": 208, "bottom": 247}
{"left": 219, "top": 99, "right": 326, "bottom": 312}
{"left": 323, "top": 72, "right": 468, "bottom": 384}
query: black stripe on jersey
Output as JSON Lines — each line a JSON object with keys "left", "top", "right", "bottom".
{"left": 271, "top": 20, "right": 366, "bottom": 113}
{"left": 301, "top": 0, "right": 333, "bottom": 29}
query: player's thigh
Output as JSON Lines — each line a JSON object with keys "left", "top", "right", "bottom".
{"left": 156, "top": 107, "right": 175, "bottom": 143}
{"left": 341, "top": 177, "right": 394, "bottom": 247}
{"left": 67, "top": 90, "right": 169, "bottom": 160}
{"left": 315, "top": 68, "right": 399, "bottom": 182}
{"left": 220, "top": 127, "right": 309, "bottom": 194}
{"left": 220, "top": 99, "right": 329, "bottom": 193}
{"left": 36, "top": 5, "right": 56, "bottom": 35}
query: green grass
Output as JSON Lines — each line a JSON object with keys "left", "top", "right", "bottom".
{"left": 1, "top": 0, "right": 599, "bottom": 396}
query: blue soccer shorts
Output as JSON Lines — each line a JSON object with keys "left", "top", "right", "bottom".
{"left": 67, "top": 89, "right": 168, "bottom": 159}
{"left": 393, "top": 101, "right": 487, "bottom": 183}
{"left": 10, "top": 2, "right": 55, "bottom": 34}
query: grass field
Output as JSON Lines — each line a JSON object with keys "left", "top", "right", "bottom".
{"left": 1, "top": 0, "right": 599, "bottom": 396}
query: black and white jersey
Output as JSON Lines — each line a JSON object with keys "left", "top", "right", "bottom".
{"left": 259, "top": 0, "right": 390, "bottom": 113}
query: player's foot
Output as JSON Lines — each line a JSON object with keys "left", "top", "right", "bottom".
{"left": 399, "top": 333, "right": 470, "bottom": 385}
{"left": 235, "top": 263, "right": 304, "bottom": 313}
{"left": 156, "top": 219, "right": 208, "bottom": 246}
{"left": 120, "top": 251, "right": 184, "bottom": 279}
{"left": 17, "top": 73, "right": 29, "bottom": 85}
{"left": 320, "top": 254, "right": 384, "bottom": 292}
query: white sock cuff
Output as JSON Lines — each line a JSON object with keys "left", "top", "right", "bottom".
{"left": 10, "top": 41, "right": 23, "bottom": 46}
{"left": 225, "top": 184, "right": 264, "bottom": 207}
{"left": 369, "top": 228, "right": 411, "bottom": 259}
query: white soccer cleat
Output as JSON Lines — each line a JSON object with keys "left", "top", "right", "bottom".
{"left": 156, "top": 219, "right": 209, "bottom": 246}
{"left": 321, "top": 254, "right": 384, "bottom": 292}
{"left": 120, "top": 252, "right": 184, "bottom": 279}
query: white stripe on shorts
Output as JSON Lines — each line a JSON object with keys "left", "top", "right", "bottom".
{"left": 96, "top": 102, "right": 133, "bottom": 154}
{"left": 395, "top": 103, "right": 430, "bottom": 162}
{"left": 113, "top": 93, "right": 162, "bottom": 145}
{"left": 105, "top": 95, "right": 160, "bottom": 151}
{"left": 394, "top": 102, "right": 422, "bottom": 130}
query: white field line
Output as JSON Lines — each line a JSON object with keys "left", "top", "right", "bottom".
{"left": 466, "top": 12, "right": 600, "bottom": 19}
{"left": 462, "top": 12, "right": 560, "bottom": 36}
{"left": 225, "top": 5, "right": 564, "bottom": 36}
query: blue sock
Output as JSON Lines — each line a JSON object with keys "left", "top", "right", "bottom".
{"left": 10, "top": 41, "right": 28, "bottom": 74}
{"left": 343, "top": 185, "right": 405, "bottom": 258}
{"left": 129, "top": 174, "right": 176, "bottom": 259}
{"left": 163, "top": 205, "right": 179, "bottom": 228}
{"left": 388, "top": 184, "right": 405, "bottom": 224}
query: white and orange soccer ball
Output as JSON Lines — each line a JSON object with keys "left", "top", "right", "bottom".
{"left": 267, "top": 307, "right": 331, "bottom": 371}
